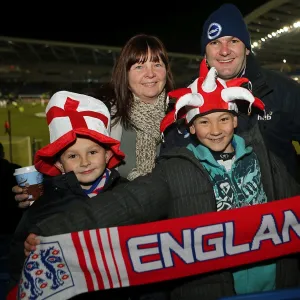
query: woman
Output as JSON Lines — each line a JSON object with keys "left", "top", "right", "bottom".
{"left": 15, "top": 34, "right": 174, "bottom": 206}
{"left": 98, "top": 34, "right": 175, "bottom": 180}
{"left": 12, "top": 34, "right": 174, "bottom": 300}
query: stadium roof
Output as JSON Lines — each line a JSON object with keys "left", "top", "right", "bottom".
{"left": 0, "top": 0, "right": 299, "bottom": 88}
{"left": 246, "top": 0, "right": 300, "bottom": 76}
{"left": 0, "top": 36, "right": 201, "bottom": 88}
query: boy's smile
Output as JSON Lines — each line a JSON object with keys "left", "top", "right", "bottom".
{"left": 80, "top": 169, "right": 95, "bottom": 175}
{"left": 190, "top": 111, "right": 237, "bottom": 153}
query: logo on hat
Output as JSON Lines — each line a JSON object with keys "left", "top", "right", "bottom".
{"left": 207, "top": 23, "right": 222, "bottom": 40}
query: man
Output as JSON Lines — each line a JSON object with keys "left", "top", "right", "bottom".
{"left": 161, "top": 3, "right": 300, "bottom": 181}
{"left": 4, "top": 120, "right": 10, "bottom": 134}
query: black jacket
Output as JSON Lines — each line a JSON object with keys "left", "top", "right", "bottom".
{"left": 244, "top": 54, "right": 300, "bottom": 180}
{"left": 0, "top": 158, "right": 23, "bottom": 234}
{"left": 161, "top": 54, "right": 300, "bottom": 181}
{"left": 31, "top": 125, "right": 300, "bottom": 300}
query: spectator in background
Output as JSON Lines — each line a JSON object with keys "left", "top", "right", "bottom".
{"left": 163, "top": 3, "right": 300, "bottom": 182}
{"left": 0, "top": 142, "right": 22, "bottom": 235}
{"left": 0, "top": 142, "right": 22, "bottom": 296}
{"left": 4, "top": 120, "right": 10, "bottom": 134}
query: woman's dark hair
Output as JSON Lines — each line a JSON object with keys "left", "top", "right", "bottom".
{"left": 110, "top": 34, "right": 175, "bottom": 129}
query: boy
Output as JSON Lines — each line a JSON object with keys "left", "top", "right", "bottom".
{"left": 8, "top": 91, "right": 128, "bottom": 297}
{"left": 21, "top": 70, "right": 300, "bottom": 299}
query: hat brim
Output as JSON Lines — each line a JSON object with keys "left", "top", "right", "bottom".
{"left": 188, "top": 109, "right": 238, "bottom": 125}
{"left": 34, "top": 128, "right": 125, "bottom": 176}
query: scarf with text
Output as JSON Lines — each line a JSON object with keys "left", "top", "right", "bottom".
{"left": 10, "top": 195, "right": 300, "bottom": 300}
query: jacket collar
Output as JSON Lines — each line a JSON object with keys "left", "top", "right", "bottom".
{"left": 158, "top": 123, "right": 263, "bottom": 164}
{"left": 244, "top": 54, "right": 273, "bottom": 99}
{"left": 187, "top": 134, "right": 252, "bottom": 166}
{"left": 45, "top": 168, "right": 123, "bottom": 196}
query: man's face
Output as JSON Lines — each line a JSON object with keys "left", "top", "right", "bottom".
{"left": 190, "top": 111, "right": 237, "bottom": 153}
{"left": 205, "top": 36, "right": 250, "bottom": 81}
{"left": 55, "top": 137, "right": 112, "bottom": 189}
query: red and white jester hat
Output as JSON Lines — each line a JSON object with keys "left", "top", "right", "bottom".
{"left": 160, "top": 63, "right": 265, "bottom": 135}
{"left": 34, "top": 91, "right": 125, "bottom": 176}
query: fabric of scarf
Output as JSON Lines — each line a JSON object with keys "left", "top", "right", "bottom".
{"left": 127, "top": 91, "right": 166, "bottom": 181}
{"left": 10, "top": 195, "right": 300, "bottom": 300}
{"left": 83, "top": 169, "right": 111, "bottom": 198}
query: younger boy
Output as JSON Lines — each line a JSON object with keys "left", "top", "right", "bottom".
{"left": 8, "top": 91, "right": 127, "bottom": 295}
{"left": 22, "top": 70, "right": 300, "bottom": 299}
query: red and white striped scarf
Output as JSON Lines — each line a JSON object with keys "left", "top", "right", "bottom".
{"left": 83, "top": 168, "right": 111, "bottom": 198}
{"left": 8, "top": 195, "right": 300, "bottom": 300}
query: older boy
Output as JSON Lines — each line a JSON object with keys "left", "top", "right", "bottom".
{"left": 20, "top": 70, "right": 300, "bottom": 299}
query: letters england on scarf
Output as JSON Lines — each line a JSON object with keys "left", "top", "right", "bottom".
{"left": 17, "top": 196, "right": 300, "bottom": 300}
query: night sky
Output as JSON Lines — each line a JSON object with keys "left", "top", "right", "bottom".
{"left": 0, "top": 1, "right": 269, "bottom": 55}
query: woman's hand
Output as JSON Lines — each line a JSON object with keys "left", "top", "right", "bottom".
{"left": 12, "top": 185, "right": 31, "bottom": 208}
{"left": 24, "top": 233, "right": 40, "bottom": 256}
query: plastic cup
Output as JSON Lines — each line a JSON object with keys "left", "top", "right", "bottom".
{"left": 13, "top": 165, "right": 43, "bottom": 205}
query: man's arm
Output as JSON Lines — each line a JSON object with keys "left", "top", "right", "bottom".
{"left": 286, "top": 78, "right": 300, "bottom": 142}
{"left": 269, "top": 70, "right": 300, "bottom": 141}
{"left": 32, "top": 164, "right": 171, "bottom": 236}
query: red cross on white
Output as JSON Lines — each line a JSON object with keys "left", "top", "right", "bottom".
{"left": 47, "top": 97, "right": 108, "bottom": 129}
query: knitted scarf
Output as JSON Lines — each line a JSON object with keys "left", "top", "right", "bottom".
{"left": 127, "top": 91, "right": 166, "bottom": 181}
{"left": 11, "top": 195, "right": 300, "bottom": 300}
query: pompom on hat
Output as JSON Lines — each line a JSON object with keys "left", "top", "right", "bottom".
{"left": 200, "top": 3, "right": 251, "bottom": 55}
{"left": 34, "top": 91, "right": 125, "bottom": 176}
{"left": 160, "top": 63, "right": 265, "bottom": 135}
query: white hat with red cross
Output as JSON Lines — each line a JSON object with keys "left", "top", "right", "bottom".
{"left": 34, "top": 91, "right": 125, "bottom": 176}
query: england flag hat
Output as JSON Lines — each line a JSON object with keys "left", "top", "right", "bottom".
{"left": 34, "top": 91, "right": 125, "bottom": 176}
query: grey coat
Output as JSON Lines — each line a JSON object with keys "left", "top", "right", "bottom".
{"left": 33, "top": 124, "right": 300, "bottom": 300}
{"left": 117, "top": 128, "right": 161, "bottom": 179}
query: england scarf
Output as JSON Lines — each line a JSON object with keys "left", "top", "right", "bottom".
{"left": 9, "top": 195, "right": 300, "bottom": 300}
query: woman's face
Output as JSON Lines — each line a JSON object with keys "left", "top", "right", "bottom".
{"left": 128, "top": 50, "right": 167, "bottom": 104}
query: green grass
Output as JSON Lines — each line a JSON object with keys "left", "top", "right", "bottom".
{"left": 0, "top": 101, "right": 49, "bottom": 166}
{"left": 0, "top": 102, "right": 49, "bottom": 144}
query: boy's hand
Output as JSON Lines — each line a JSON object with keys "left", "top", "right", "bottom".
{"left": 24, "top": 233, "right": 40, "bottom": 257}
{"left": 12, "top": 185, "right": 31, "bottom": 208}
